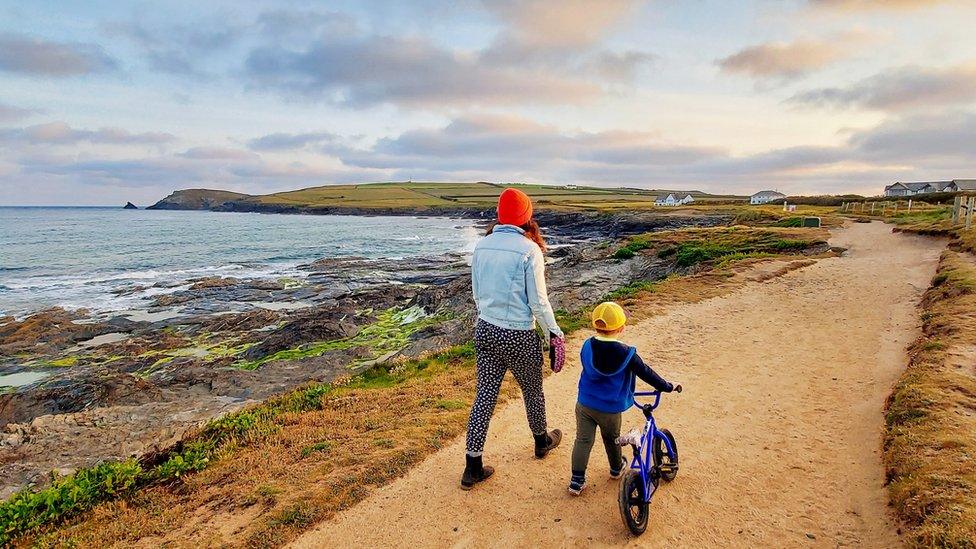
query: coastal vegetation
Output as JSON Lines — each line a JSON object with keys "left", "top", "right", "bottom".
{"left": 884, "top": 250, "right": 976, "bottom": 547}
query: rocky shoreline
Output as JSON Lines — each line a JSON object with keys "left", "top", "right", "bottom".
{"left": 0, "top": 209, "right": 730, "bottom": 498}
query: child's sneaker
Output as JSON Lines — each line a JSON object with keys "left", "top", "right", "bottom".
{"left": 609, "top": 456, "right": 627, "bottom": 479}
{"left": 616, "top": 429, "right": 642, "bottom": 449}
{"left": 568, "top": 473, "right": 586, "bottom": 496}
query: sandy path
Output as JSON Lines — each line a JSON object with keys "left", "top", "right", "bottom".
{"left": 292, "top": 222, "right": 942, "bottom": 548}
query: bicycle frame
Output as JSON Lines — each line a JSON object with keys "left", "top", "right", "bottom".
{"left": 628, "top": 391, "right": 676, "bottom": 503}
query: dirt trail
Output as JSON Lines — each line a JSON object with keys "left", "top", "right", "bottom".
{"left": 292, "top": 222, "right": 943, "bottom": 548}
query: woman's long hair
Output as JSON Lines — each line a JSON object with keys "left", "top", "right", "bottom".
{"left": 486, "top": 219, "right": 546, "bottom": 252}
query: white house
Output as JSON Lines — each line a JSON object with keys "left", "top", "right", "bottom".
{"left": 750, "top": 190, "right": 787, "bottom": 205}
{"left": 655, "top": 193, "right": 679, "bottom": 206}
{"left": 680, "top": 194, "right": 695, "bottom": 204}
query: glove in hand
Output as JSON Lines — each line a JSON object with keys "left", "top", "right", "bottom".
{"left": 549, "top": 333, "right": 565, "bottom": 373}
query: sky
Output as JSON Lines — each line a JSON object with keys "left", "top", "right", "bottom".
{"left": 1, "top": 0, "right": 975, "bottom": 205}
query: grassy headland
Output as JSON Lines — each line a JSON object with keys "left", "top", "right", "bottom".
{"left": 150, "top": 181, "right": 746, "bottom": 212}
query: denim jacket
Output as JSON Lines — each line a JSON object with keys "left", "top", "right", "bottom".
{"left": 471, "top": 225, "right": 563, "bottom": 338}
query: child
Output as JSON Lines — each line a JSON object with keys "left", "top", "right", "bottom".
{"left": 569, "top": 301, "right": 679, "bottom": 496}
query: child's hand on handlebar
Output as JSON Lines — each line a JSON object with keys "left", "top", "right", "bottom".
{"left": 673, "top": 384, "right": 682, "bottom": 393}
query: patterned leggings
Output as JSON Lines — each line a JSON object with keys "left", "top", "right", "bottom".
{"left": 465, "top": 319, "right": 548, "bottom": 456}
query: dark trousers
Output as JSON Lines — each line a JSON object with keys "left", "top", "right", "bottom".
{"left": 465, "top": 320, "right": 547, "bottom": 455}
{"left": 571, "top": 402, "right": 622, "bottom": 474}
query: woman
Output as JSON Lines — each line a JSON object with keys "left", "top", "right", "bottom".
{"left": 461, "top": 187, "right": 566, "bottom": 490}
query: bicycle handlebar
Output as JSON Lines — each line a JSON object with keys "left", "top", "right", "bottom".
{"left": 633, "top": 384, "right": 682, "bottom": 412}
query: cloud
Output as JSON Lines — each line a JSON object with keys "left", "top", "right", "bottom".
{"left": 244, "top": 34, "right": 598, "bottom": 107}
{"left": 789, "top": 61, "right": 976, "bottom": 111}
{"left": 0, "top": 121, "right": 174, "bottom": 145}
{"left": 848, "top": 110, "right": 976, "bottom": 161}
{"left": 178, "top": 147, "right": 258, "bottom": 160}
{"left": 103, "top": 20, "right": 242, "bottom": 76}
{"left": 478, "top": 0, "right": 653, "bottom": 82}
{"left": 17, "top": 149, "right": 384, "bottom": 190}
{"left": 247, "top": 131, "right": 346, "bottom": 152}
{"left": 340, "top": 113, "right": 725, "bottom": 175}
{"left": 809, "top": 0, "right": 954, "bottom": 10}
{"left": 0, "top": 33, "right": 117, "bottom": 76}
{"left": 482, "top": 0, "right": 640, "bottom": 50}
{"left": 332, "top": 109, "right": 976, "bottom": 194}
{"left": 256, "top": 9, "right": 357, "bottom": 41}
{"left": 0, "top": 103, "right": 37, "bottom": 123}
{"left": 717, "top": 32, "right": 873, "bottom": 81}
{"left": 242, "top": 3, "right": 650, "bottom": 107}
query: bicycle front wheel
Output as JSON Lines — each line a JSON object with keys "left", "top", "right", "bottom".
{"left": 618, "top": 470, "right": 649, "bottom": 535}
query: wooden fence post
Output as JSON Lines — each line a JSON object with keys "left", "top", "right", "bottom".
{"left": 893, "top": 201, "right": 899, "bottom": 215}
{"left": 870, "top": 202, "right": 875, "bottom": 214}
{"left": 908, "top": 199, "right": 912, "bottom": 213}
{"left": 953, "top": 196, "right": 962, "bottom": 224}
{"left": 968, "top": 197, "right": 975, "bottom": 229}
{"left": 882, "top": 202, "right": 887, "bottom": 215}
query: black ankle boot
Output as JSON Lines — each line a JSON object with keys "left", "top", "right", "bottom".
{"left": 533, "top": 429, "right": 562, "bottom": 458}
{"left": 460, "top": 454, "right": 494, "bottom": 490}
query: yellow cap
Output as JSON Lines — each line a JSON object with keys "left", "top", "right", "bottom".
{"left": 591, "top": 301, "right": 627, "bottom": 332}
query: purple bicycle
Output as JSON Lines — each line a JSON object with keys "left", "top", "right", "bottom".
{"left": 616, "top": 387, "right": 681, "bottom": 535}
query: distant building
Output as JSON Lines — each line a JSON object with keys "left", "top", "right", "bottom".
{"left": 882, "top": 179, "right": 976, "bottom": 196}
{"left": 655, "top": 193, "right": 679, "bottom": 206}
{"left": 750, "top": 190, "right": 787, "bottom": 205}
{"left": 884, "top": 181, "right": 944, "bottom": 196}
{"left": 937, "top": 179, "right": 976, "bottom": 193}
{"left": 680, "top": 194, "right": 695, "bottom": 204}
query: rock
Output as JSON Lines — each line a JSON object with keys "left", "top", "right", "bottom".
{"left": 123, "top": 202, "right": 138, "bottom": 209}
{"left": 242, "top": 304, "right": 363, "bottom": 361}
{"left": 188, "top": 277, "right": 240, "bottom": 290}
{"left": 0, "top": 308, "right": 114, "bottom": 357}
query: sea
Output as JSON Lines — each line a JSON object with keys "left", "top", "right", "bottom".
{"left": 0, "top": 207, "right": 481, "bottom": 318}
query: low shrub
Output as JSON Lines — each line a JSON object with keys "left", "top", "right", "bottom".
{"left": 0, "top": 460, "right": 141, "bottom": 544}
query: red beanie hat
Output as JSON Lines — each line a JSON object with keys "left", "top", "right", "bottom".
{"left": 497, "top": 188, "right": 533, "bottom": 226}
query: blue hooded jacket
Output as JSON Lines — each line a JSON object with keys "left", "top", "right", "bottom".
{"left": 577, "top": 337, "right": 638, "bottom": 413}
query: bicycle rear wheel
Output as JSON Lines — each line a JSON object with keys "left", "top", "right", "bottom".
{"left": 618, "top": 470, "right": 649, "bottom": 535}
{"left": 653, "top": 428, "right": 679, "bottom": 482}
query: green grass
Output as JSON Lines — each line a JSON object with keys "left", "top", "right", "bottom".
{"left": 611, "top": 235, "right": 652, "bottom": 259}
{"left": 299, "top": 442, "right": 331, "bottom": 458}
{"left": 555, "top": 308, "right": 589, "bottom": 335}
{"left": 614, "top": 226, "right": 827, "bottom": 269}
{"left": 606, "top": 280, "right": 659, "bottom": 300}
{"left": 772, "top": 217, "right": 803, "bottom": 227}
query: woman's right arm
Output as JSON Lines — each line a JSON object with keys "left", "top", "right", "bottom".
{"left": 524, "top": 248, "right": 564, "bottom": 338}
